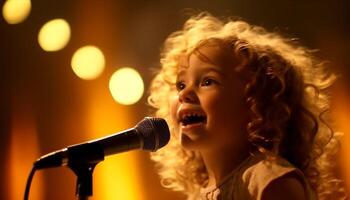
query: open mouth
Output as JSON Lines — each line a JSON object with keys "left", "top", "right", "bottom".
{"left": 180, "top": 114, "right": 207, "bottom": 126}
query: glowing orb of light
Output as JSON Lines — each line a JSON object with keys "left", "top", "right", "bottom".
{"left": 2, "top": 0, "right": 31, "bottom": 24}
{"left": 109, "top": 68, "right": 144, "bottom": 105}
{"left": 38, "top": 19, "right": 71, "bottom": 51}
{"left": 71, "top": 45, "right": 105, "bottom": 80}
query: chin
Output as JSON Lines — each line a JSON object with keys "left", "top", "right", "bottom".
{"left": 180, "top": 133, "right": 208, "bottom": 151}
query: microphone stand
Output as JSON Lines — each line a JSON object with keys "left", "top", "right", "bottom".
{"left": 66, "top": 142, "right": 105, "bottom": 200}
{"left": 69, "top": 162, "right": 98, "bottom": 200}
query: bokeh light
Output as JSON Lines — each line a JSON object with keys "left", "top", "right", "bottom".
{"left": 109, "top": 68, "right": 144, "bottom": 105}
{"left": 71, "top": 45, "right": 105, "bottom": 80}
{"left": 2, "top": 0, "right": 31, "bottom": 24}
{"left": 38, "top": 18, "right": 71, "bottom": 51}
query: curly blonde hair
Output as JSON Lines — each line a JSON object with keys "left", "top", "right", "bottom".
{"left": 148, "top": 12, "right": 346, "bottom": 200}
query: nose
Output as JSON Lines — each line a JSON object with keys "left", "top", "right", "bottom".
{"left": 178, "top": 85, "right": 199, "bottom": 103}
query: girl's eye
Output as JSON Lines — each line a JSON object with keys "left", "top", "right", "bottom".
{"left": 201, "top": 78, "right": 217, "bottom": 87}
{"left": 176, "top": 81, "right": 186, "bottom": 91}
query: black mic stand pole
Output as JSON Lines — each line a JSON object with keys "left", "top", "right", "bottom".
{"left": 66, "top": 142, "right": 105, "bottom": 200}
{"left": 69, "top": 163, "right": 98, "bottom": 200}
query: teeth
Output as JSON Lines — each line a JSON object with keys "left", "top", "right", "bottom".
{"left": 180, "top": 112, "right": 207, "bottom": 126}
{"left": 182, "top": 113, "right": 205, "bottom": 119}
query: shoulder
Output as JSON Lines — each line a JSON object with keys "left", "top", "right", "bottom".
{"left": 261, "top": 171, "right": 307, "bottom": 200}
{"left": 241, "top": 154, "right": 311, "bottom": 200}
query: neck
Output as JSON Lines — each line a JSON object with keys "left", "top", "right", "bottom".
{"left": 201, "top": 145, "right": 250, "bottom": 187}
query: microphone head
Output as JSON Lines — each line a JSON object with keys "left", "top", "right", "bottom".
{"left": 135, "top": 117, "right": 170, "bottom": 151}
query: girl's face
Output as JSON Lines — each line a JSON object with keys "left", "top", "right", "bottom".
{"left": 170, "top": 45, "right": 250, "bottom": 152}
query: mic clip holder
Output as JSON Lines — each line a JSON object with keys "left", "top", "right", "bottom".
{"left": 66, "top": 142, "right": 105, "bottom": 200}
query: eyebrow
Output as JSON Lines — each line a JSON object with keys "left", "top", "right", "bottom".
{"left": 201, "top": 66, "right": 224, "bottom": 74}
{"left": 177, "top": 65, "right": 224, "bottom": 79}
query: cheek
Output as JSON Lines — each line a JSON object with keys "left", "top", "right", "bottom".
{"left": 213, "top": 100, "right": 232, "bottom": 120}
{"left": 203, "top": 91, "right": 231, "bottom": 113}
{"left": 222, "top": 93, "right": 247, "bottom": 119}
{"left": 201, "top": 92, "right": 230, "bottom": 124}
{"left": 205, "top": 91, "right": 248, "bottom": 124}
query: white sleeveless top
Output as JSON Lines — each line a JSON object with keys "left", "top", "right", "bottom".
{"left": 198, "top": 152, "right": 316, "bottom": 200}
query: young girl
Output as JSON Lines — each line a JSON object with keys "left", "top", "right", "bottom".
{"left": 148, "top": 12, "right": 347, "bottom": 200}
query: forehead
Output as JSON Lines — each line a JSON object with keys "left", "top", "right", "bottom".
{"left": 177, "top": 44, "right": 236, "bottom": 74}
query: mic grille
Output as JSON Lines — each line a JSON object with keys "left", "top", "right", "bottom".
{"left": 135, "top": 117, "right": 170, "bottom": 151}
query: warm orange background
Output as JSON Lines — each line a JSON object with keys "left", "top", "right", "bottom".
{"left": 1, "top": 0, "right": 349, "bottom": 199}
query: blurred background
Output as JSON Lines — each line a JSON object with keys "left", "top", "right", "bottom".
{"left": 1, "top": 0, "right": 349, "bottom": 199}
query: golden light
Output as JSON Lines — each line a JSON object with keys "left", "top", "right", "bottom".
{"left": 333, "top": 87, "right": 350, "bottom": 193}
{"left": 109, "top": 68, "right": 144, "bottom": 105}
{"left": 9, "top": 105, "right": 43, "bottom": 200}
{"left": 71, "top": 46, "right": 105, "bottom": 80}
{"left": 38, "top": 18, "right": 71, "bottom": 51}
{"left": 86, "top": 85, "right": 144, "bottom": 200}
{"left": 2, "top": 0, "right": 31, "bottom": 24}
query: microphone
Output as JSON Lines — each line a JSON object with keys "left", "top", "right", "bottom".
{"left": 34, "top": 117, "right": 170, "bottom": 169}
